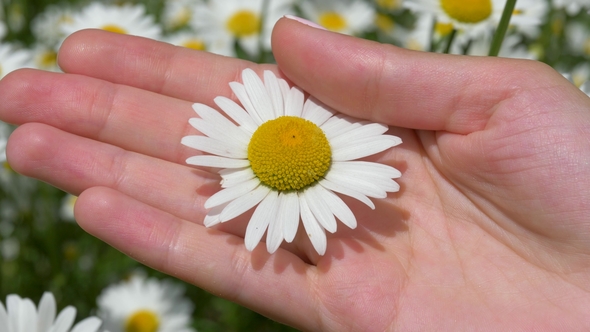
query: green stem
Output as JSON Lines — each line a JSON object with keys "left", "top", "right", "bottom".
{"left": 488, "top": 0, "right": 517, "bottom": 56}
{"left": 443, "top": 29, "right": 457, "bottom": 54}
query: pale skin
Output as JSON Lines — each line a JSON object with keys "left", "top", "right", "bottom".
{"left": 1, "top": 18, "right": 590, "bottom": 331}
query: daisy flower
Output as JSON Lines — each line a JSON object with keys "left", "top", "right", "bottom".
{"left": 0, "top": 292, "right": 102, "bottom": 332}
{"left": 31, "top": 43, "right": 60, "bottom": 72}
{"left": 0, "top": 121, "right": 8, "bottom": 165}
{"left": 60, "top": 193, "right": 78, "bottom": 222}
{"left": 403, "top": 0, "right": 505, "bottom": 45}
{"left": 163, "top": 31, "right": 210, "bottom": 52}
{"left": 182, "top": 69, "right": 402, "bottom": 255}
{"left": 510, "top": 0, "right": 548, "bottom": 38}
{"left": 565, "top": 21, "right": 590, "bottom": 57}
{"left": 162, "top": 0, "right": 198, "bottom": 31}
{"left": 97, "top": 274, "right": 195, "bottom": 332}
{"left": 190, "top": 0, "right": 295, "bottom": 57}
{"left": 299, "top": 0, "right": 375, "bottom": 35}
{"left": 31, "top": 5, "right": 74, "bottom": 47}
{"left": 61, "top": 2, "right": 161, "bottom": 40}
{"left": 0, "top": 43, "right": 33, "bottom": 79}
{"left": 553, "top": 0, "right": 590, "bottom": 15}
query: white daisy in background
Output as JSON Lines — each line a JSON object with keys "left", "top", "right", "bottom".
{"left": 163, "top": 30, "right": 210, "bottom": 52}
{"left": 299, "top": 0, "right": 375, "bottom": 35}
{"left": 402, "top": 12, "right": 456, "bottom": 52}
{"left": 565, "top": 21, "right": 590, "bottom": 57}
{"left": 0, "top": 121, "right": 8, "bottom": 165}
{"left": 162, "top": 0, "right": 198, "bottom": 31}
{"left": 553, "top": 0, "right": 590, "bottom": 15}
{"left": 562, "top": 62, "right": 590, "bottom": 88}
{"left": 60, "top": 193, "right": 77, "bottom": 222}
{"left": 182, "top": 69, "right": 402, "bottom": 255}
{"left": 0, "top": 43, "right": 33, "bottom": 79}
{"left": 31, "top": 5, "right": 74, "bottom": 47}
{"left": 0, "top": 292, "right": 102, "bottom": 332}
{"left": 61, "top": 2, "right": 161, "bottom": 41}
{"left": 97, "top": 274, "right": 195, "bottom": 332}
{"left": 510, "top": 0, "right": 548, "bottom": 38}
{"left": 31, "top": 43, "right": 60, "bottom": 72}
{"left": 190, "top": 0, "right": 295, "bottom": 57}
{"left": 403, "top": 0, "right": 505, "bottom": 47}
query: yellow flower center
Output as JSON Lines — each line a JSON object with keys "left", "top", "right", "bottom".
{"left": 226, "top": 10, "right": 260, "bottom": 37}
{"left": 0, "top": 64, "right": 3, "bottom": 77}
{"left": 124, "top": 310, "right": 159, "bottom": 332}
{"left": 435, "top": 22, "right": 454, "bottom": 36}
{"left": 318, "top": 12, "right": 347, "bottom": 32}
{"left": 248, "top": 116, "right": 331, "bottom": 191}
{"left": 37, "top": 50, "right": 57, "bottom": 69}
{"left": 182, "top": 39, "right": 206, "bottom": 51}
{"left": 375, "top": 13, "right": 395, "bottom": 32}
{"left": 440, "top": 0, "right": 492, "bottom": 24}
{"left": 101, "top": 24, "right": 127, "bottom": 34}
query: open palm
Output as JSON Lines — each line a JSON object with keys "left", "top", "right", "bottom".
{"left": 2, "top": 20, "right": 590, "bottom": 331}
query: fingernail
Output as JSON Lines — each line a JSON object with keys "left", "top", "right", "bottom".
{"left": 283, "top": 15, "right": 327, "bottom": 30}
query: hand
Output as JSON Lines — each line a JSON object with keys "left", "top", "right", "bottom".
{"left": 1, "top": 19, "right": 590, "bottom": 330}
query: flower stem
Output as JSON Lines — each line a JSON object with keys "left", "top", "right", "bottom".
{"left": 443, "top": 28, "right": 457, "bottom": 54}
{"left": 488, "top": 0, "right": 517, "bottom": 56}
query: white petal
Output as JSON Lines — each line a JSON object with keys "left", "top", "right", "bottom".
{"left": 192, "top": 103, "right": 238, "bottom": 130}
{"left": 330, "top": 162, "right": 401, "bottom": 193}
{"left": 20, "top": 299, "right": 36, "bottom": 332}
{"left": 204, "top": 203, "right": 228, "bottom": 227}
{"left": 242, "top": 68, "right": 275, "bottom": 122}
{"left": 299, "top": 196, "right": 327, "bottom": 255}
{"left": 321, "top": 115, "right": 363, "bottom": 140}
{"left": 214, "top": 96, "right": 258, "bottom": 133}
{"left": 7, "top": 295, "right": 20, "bottom": 331}
{"left": 244, "top": 191, "right": 279, "bottom": 251}
{"left": 186, "top": 155, "right": 250, "bottom": 168}
{"left": 302, "top": 97, "right": 335, "bottom": 126}
{"left": 325, "top": 170, "right": 387, "bottom": 198}
{"left": 313, "top": 185, "right": 357, "bottom": 229}
{"left": 188, "top": 117, "right": 251, "bottom": 145}
{"left": 333, "top": 160, "right": 402, "bottom": 179}
{"left": 319, "top": 179, "right": 375, "bottom": 209}
{"left": 219, "top": 167, "right": 256, "bottom": 188}
{"left": 70, "top": 317, "right": 102, "bottom": 332}
{"left": 284, "top": 86, "right": 304, "bottom": 117}
{"left": 302, "top": 187, "right": 337, "bottom": 233}
{"left": 49, "top": 306, "right": 75, "bottom": 332}
{"left": 219, "top": 185, "right": 271, "bottom": 222}
{"left": 266, "top": 204, "right": 284, "bottom": 254}
{"left": 329, "top": 123, "right": 389, "bottom": 147}
{"left": 0, "top": 301, "right": 8, "bottom": 332}
{"left": 230, "top": 82, "right": 264, "bottom": 125}
{"left": 264, "top": 70, "right": 284, "bottom": 118}
{"left": 278, "top": 78, "right": 291, "bottom": 99}
{"left": 332, "top": 135, "right": 402, "bottom": 161}
{"left": 205, "top": 178, "right": 260, "bottom": 209}
{"left": 182, "top": 136, "right": 247, "bottom": 159}
{"left": 37, "top": 292, "right": 56, "bottom": 331}
{"left": 280, "top": 192, "right": 300, "bottom": 243}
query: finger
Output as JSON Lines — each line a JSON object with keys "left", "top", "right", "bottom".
{"left": 271, "top": 18, "right": 565, "bottom": 134}
{"left": 58, "top": 29, "right": 278, "bottom": 101}
{"left": 0, "top": 69, "right": 196, "bottom": 163}
{"left": 6, "top": 122, "right": 217, "bottom": 225}
{"left": 75, "top": 186, "right": 318, "bottom": 331}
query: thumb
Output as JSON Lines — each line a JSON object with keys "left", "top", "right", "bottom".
{"left": 271, "top": 16, "right": 560, "bottom": 134}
